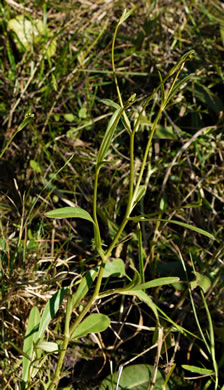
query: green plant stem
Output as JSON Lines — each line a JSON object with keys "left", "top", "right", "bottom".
{"left": 69, "top": 263, "right": 105, "bottom": 337}
{"left": 105, "top": 105, "right": 164, "bottom": 259}
{"left": 48, "top": 47, "right": 195, "bottom": 390}
{"left": 130, "top": 106, "right": 163, "bottom": 211}
{"left": 129, "top": 131, "right": 135, "bottom": 202}
{"left": 93, "top": 167, "right": 103, "bottom": 257}
{"left": 105, "top": 210, "right": 130, "bottom": 259}
{"left": 111, "top": 15, "right": 131, "bottom": 134}
{"left": 130, "top": 57, "right": 187, "bottom": 209}
{"left": 131, "top": 50, "right": 194, "bottom": 140}
{"left": 48, "top": 264, "right": 105, "bottom": 390}
{"left": 104, "top": 52, "right": 194, "bottom": 262}
{"left": 201, "top": 290, "right": 218, "bottom": 389}
{"left": 48, "top": 293, "right": 73, "bottom": 390}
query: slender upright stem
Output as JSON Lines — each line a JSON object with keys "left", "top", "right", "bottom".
{"left": 111, "top": 18, "right": 131, "bottom": 134}
{"left": 48, "top": 264, "right": 105, "bottom": 390}
{"left": 93, "top": 167, "right": 103, "bottom": 256}
{"left": 69, "top": 264, "right": 105, "bottom": 337}
{"left": 48, "top": 294, "right": 73, "bottom": 390}
{"left": 129, "top": 132, "right": 135, "bottom": 203}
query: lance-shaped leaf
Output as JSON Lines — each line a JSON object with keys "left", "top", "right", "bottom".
{"left": 166, "top": 50, "right": 195, "bottom": 80}
{"left": 166, "top": 75, "right": 197, "bottom": 104}
{"left": 38, "top": 288, "right": 66, "bottom": 340}
{"left": 130, "top": 185, "right": 146, "bottom": 212}
{"left": 182, "top": 365, "right": 214, "bottom": 375}
{"left": 45, "top": 206, "right": 95, "bottom": 224}
{"left": 132, "top": 276, "right": 180, "bottom": 291}
{"left": 98, "top": 98, "right": 120, "bottom": 110}
{"left": 119, "top": 7, "right": 135, "bottom": 25}
{"left": 120, "top": 290, "right": 158, "bottom": 321}
{"left": 128, "top": 216, "right": 216, "bottom": 240}
{"left": 124, "top": 264, "right": 141, "bottom": 290}
{"left": 96, "top": 106, "right": 123, "bottom": 166}
{"left": 71, "top": 313, "right": 110, "bottom": 339}
{"left": 0, "top": 113, "right": 34, "bottom": 159}
{"left": 22, "top": 306, "right": 40, "bottom": 382}
{"left": 71, "top": 268, "right": 98, "bottom": 310}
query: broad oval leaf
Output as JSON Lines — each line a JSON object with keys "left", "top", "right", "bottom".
{"left": 8, "top": 15, "right": 56, "bottom": 57}
{"left": 45, "top": 207, "right": 95, "bottom": 224}
{"left": 132, "top": 277, "right": 180, "bottom": 291}
{"left": 8, "top": 15, "right": 44, "bottom": 49}
{"left": 71, "top": 313, "right": 110, "bottom": 339}
{"left": 100, "top": 364, "right": 168, "bottom": 390}
{"left": 103, "top": 258, "right": 126, "bottom": 278}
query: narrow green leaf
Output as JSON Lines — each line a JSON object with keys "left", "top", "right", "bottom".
{"left": 128, "top": 217, "right": 216, "bottom": 240}
{"left": 99, "top": 98, "right": 120, "bottom": 110}
{"left": 71, "top": 268, "right": 98, "bottom": 310}
{"left": 103, "top": 258, "right": 126, "bottom": 278}
{"left": 38, "top": 288, "right": 65, "bottom": 340}
{"left": 166, "top": 75, "right": 195, "bottom": 104}
{"left": 22, "top": 307, "right": 40, "bottom": 382}
{"left": 158, "top": 70, "right": 165, "bottom": 103}
{"left": 119, "top": 7, "right": 135, "bottom": 25}
{"left": 96, "top": 106, "right": 123, "bottom": 165}
{"left": 0, "top": 113, "right": 34, "bottom": 159}
{"left": 167, "top": 50, "right": 195, "bottom": 79}
{"left": 132, "top": 277, "right": 180, "bottom": 290}
{"left": 182, "top": 365, "right": 214, "bottom": 375}
{"left": 120, "top": 290, "right": 158, "bottom": 321}
{"left": 131, "top": 185, "right": 147, "bottom": 212}
{"left": 200, "top": 290, "right": 218, "bottom": 388}
{"left": 45, "top": 207, "right": 95, "bottom": 224}
{"left": 71, "top": 313, "right": 110, "bottom": 339}
{"left": 17, "top": 113, "right": 35, "bottom": 132}
{"left": 125, "top": 264, "right": 141, "bottom": 289}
